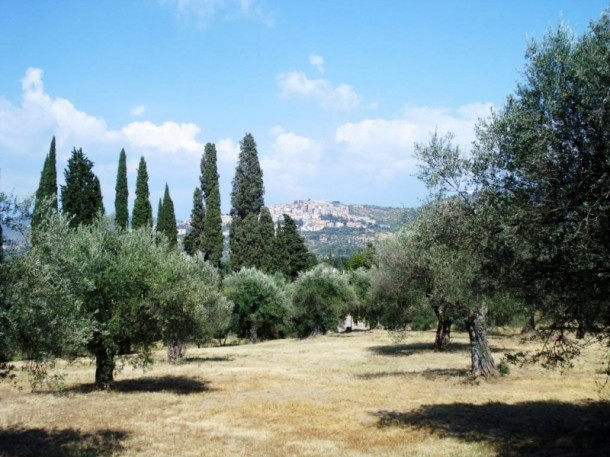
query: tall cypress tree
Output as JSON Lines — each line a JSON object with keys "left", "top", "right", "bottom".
{"left": 259, "top": 206, "right": 275, "bottom": 274}
{"left": 157, "top": 198, "right": 163, "bottom": 225}
{"left": 156, "top": 184, "right": 177, "bottom": 247}
{"left": 132, "top": 156, "right": 152, "bottom": 230}
{"left": 61, "top": 147, "right": 104, "bottom": 227}
{"left": 230, "top": 213, "right": 261, "bottom": 271}
{"left": 201, "top": 143, "right": 223, "bottom": 268}
{"left": 183, "top": 187, "right": 205, "bottom": 256}
{"left": 114, "top": 148, "right": 129, "bottom": 230}
{"left": 230, "top": 133, "right": 264, "bottom": 219}
{"left": 276, "top": 214, "right": 310, "bottom": 280}
{"left": 32, "top": 137, "right": 58, "bottom": 232}
{"left": 229, "top": 133, "right": 265, "bottom": 270}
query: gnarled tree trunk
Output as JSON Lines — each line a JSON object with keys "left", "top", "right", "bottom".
{"left": 167, "top": 336, "right": 184, "bottom": 364}
{"left": 465, "top": 306, "right": 498, "bottom": 378}
{"left": 435, "top": 319, "right": 452, "bottom": 351}
{"left": 95, "top": 344, "right": 116, "bottom": 389}
{"left": 432, "top": 304, "right": 451, "bottom": 351}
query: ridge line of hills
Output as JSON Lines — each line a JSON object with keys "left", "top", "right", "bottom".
{"left": 179, "top": 199, "right": 414, "bottom": 258}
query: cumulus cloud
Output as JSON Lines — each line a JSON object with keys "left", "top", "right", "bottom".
{"left": 0, "top": 67, "right": 219, "bottom": 217}
{"left": 309, "top": 54, "right": 324, "bottom": 73}
{"left": 261, "top": 128, "right": 323, "bottom": 196}
{"left": 216, "top": 137, "right": 240, "bottom": 165}
{"left": 0, "top": 67, "right": 207, "bottom": 160}
{"left": 334, "top": 103, "right": 493, "bottom": 182}
{"left": 0, "top": 68, "right": 119, "bottom": 156}
{"left": 122, "top": 121, "right": 202, "bottom": 154}
{"left": 277, "top": 71, "right": 360, "bottom": 111}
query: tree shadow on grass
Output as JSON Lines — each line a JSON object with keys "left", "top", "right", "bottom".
{"left": 358, "top": 368, "right": 468, "bottom": 380}
{"left": 182, "top": 355, "right": 233, "bottom": 363}
{"left": 369, "top": 342, "right": 470, "bottom": 357}
{"left": 0, "top": 427, "right": 128, "bottom": 457}
{"left": 373, "top": 400, "right": 610, "bottom": 457}
{"left": 369, "top": 341, "right": 509, "bottom": 357}
{"left": 67, "top": 375, "right": 214, "bottom": 395}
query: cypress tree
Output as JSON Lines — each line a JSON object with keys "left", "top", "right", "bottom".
{"left": 114, "top": 148, "right": 129, "bottom": 230}
{"left": 132, "top": 156, "right": 152, "bottom": 230}
{"left": 157, "top": 198, "right": 163, "bottom": 225}
{"left": 230, "top": 133, "right": 264, "bottom": 219}
{"left": 229, "top": 133, "right": 265, "bottom": 270}
{"left": 157, "top": 184, "right": 178, "bottom": 247}
{"left": 32, "top": 137, "right": 58, "bottom": 232}
{"left": 183, "top": 187, "right": 205, "bottom": 256}
{"left": 61, "top": 147, "right": 104, "bottom": 227}
{"left": 201, "top": 143, "right": 223, "bottom": 268}
{"left": 276, "top": 214, "right": 310, "bottom": 280}
{"left": 273, "top": 220, "right": 289, "bottom": 276}
{"left": 228, "top": 215, "right": 242, "bottom": 271}
{"left": 230, "top": 213, "right": 261, "bottom": 271}
{"left": 259, "top": 207, "right": 275, "bottom": 274}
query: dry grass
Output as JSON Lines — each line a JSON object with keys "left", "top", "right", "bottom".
{"left": 1, "top": 329, "right": 609, "bottom": 456}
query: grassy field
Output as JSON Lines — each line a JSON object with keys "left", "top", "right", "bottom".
{"left": 1, "top": 329, "right": 608, "bottom": 456}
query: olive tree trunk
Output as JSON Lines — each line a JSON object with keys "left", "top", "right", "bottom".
{"left": 94, "top": 344, "right": 116, "bottom": 389}
{"left": 432, "top": 304, "right": 451, "bottom": 351}
{"left": 465, "top": 306, "right": 498, "bottom": 378}
{"left": 167, "top": 336, "right": 184, "bottom": 364}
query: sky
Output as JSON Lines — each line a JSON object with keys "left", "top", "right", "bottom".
{"left": 0, "top": 0, "right": 607, "bottom": 219}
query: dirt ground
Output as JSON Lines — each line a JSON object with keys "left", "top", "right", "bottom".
{"left": 1, "top": 329, "right": 608, "bottom": 456}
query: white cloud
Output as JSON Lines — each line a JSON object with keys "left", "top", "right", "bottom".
{"left": 122, "top": 121, "right": 202, "bottom": 154}
{"left": 0, "top": 67, "right": 207, "bottom": 160}
{"left": 261, "top": 128, "right": 323, "bottom": 196}
{"left": 277, "top": 71, "right": 360, "bottom": 111}
{"left": 216, "top": 137, "right": 240, "bottom": 165}
{"left": 309, "top": 54, "right": 324, "bottom": 73}
{"left": 130, "top": 105, "right": 147, "bottom": 116}
{"left": 0, "top": 67, "right": 224, "bottom": 218}
{"left": 0, "top": 67, "right": 118, "bottom": 155}
{"left": 334, "top": 103, "right": 493, "bottom": 182}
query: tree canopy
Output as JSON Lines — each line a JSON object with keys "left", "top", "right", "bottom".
{"left": 132, "top": 156, "right": 152, "bottom": 230}
{"left": 201, "top": 143, "right": 224, "bottom": 268}
{"left": 230, "top": 133, "right": 264, "bottom": 219}
{"left": 2, "top": 214, "right": 230, "bottom": 388}
{"left": 156, "top": 184, "right": 178, "bottom": 248}
{"left": 114, "top": 148, "right": 129, "bottom": 230}
{"left": 60, "top": 148, "right": 104, "bottom": 228}
{"left": 183, "top": 187, "right": 205, "bottom": 256}
{"left": 31, "top": 137, "right": 57, "bottom": 234}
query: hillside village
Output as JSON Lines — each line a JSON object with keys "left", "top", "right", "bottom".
{"left": 178, "top": 200, "right": 410, "bottom": 258}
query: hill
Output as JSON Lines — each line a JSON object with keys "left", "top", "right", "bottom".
{"left": 198, "top": 200, "right": 413, "bottom": 260}
{"left": 267, "top": 200, "right": 413, "bottom": 258}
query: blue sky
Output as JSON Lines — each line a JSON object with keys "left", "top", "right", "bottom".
{"left": 0, "top": 0, "right": 607, "bottom": 218}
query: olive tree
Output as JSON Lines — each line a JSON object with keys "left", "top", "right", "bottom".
{"left": 292, "top": 265, "right": 357, "bottom": 337}
{"left": 155, "top": 253, "right": 233, "bottom": 363}
{"left": 3, "top": 213, "right": 227, "bottom": 389}
{"left": 471, "top": 16, "right": 610, "bottom": 368}
{"left": 223, "top": 268, "right": 292, "bottom": 342}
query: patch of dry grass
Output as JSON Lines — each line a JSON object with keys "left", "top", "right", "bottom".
{"left": 1, "top": 330, "right": 608, "bottom": 456}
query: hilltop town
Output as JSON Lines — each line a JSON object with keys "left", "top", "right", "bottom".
{"left": 178, "top": 200, "right": 411, "bottom": 259}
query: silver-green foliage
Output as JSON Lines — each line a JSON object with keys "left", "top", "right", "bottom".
{"left": 292, "top": 264, "right": 356, "bottom": 337}
{"left": 223, "top": 267, "right": 292, "bottom": 342}
{"left": 3, "top": 214, "right": 230, "bottom": 388}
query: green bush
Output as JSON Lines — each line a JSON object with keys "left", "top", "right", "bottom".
{"left": 223, "top": 268, "right": 292, "bottom": 342}
{"left": 292, "top": 265, "right": 356, "bottom": 337}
